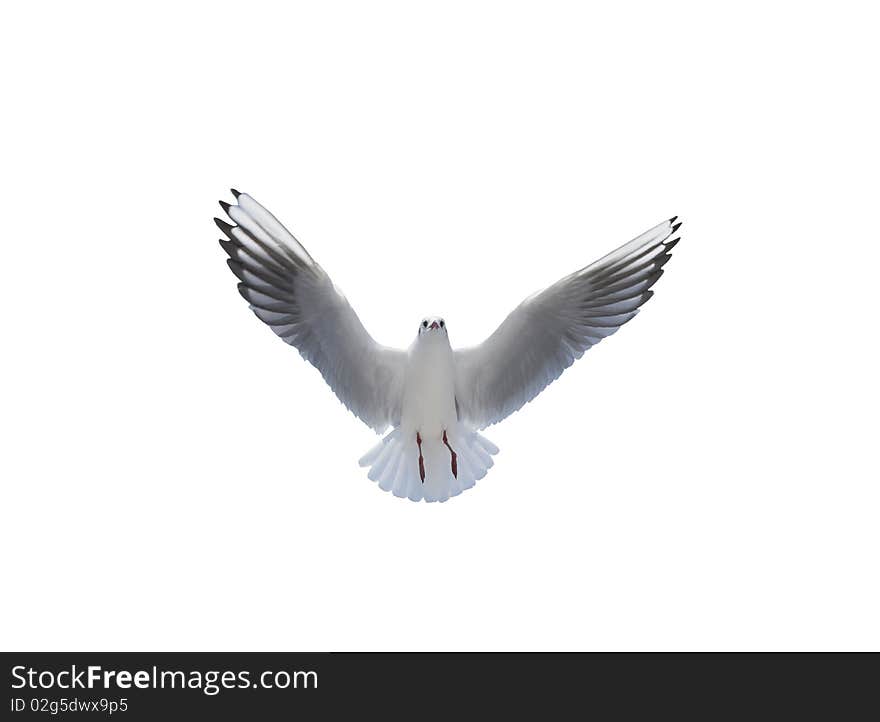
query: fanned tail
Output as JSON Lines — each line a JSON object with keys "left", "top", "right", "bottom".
{"left": 358, "top": 425, "right": 499, "bottom": 503}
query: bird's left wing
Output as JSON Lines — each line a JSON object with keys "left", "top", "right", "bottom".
{"left": 216, "top": 191, "right": 406, "bottom": 433}
{"left": 454, "top": 217, "right": 681, "bottom": 429}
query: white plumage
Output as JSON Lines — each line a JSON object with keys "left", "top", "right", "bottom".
{"left": 216, "top": 190, "right": 680, "bottom": 502}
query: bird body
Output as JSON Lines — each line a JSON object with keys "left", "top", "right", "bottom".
{"left": 216, "top": 190, "right": 680, "bottom": 502}
{"left": 401, "top": 321, "right": 457, "bottom": 439}
{"left": 359, "top": 318, "right": 499, "bottom": 502}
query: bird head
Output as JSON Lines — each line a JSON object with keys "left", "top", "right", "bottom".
{"left": 417, "top": 316, "right": 447, "bottom": 338}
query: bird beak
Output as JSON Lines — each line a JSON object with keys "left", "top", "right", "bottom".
{"left": 430, "top": 321, "right": 439, "bottom": 330}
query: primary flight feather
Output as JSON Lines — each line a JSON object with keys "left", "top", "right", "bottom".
{"left": 216, "top": 190, "right": 681, "bottom": 502}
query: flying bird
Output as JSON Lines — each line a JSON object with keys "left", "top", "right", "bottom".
{"left": 216, "top": 190, "right": 680, "bottom": 502}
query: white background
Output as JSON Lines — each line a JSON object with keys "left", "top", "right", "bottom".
{"left": 2, "top": 1, "right": 878, "bottom": 651}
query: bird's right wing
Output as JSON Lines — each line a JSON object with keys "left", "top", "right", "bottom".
{"left": 454, "top": 217, "right": 681, "bottom": 429}
{"left": 216, "top": 191, "right": 406, "bottom": 433}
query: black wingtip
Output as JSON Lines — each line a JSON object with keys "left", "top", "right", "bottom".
{"left": 226, "top": 258, "right": 245, "bottom": 282}
{"left": 230, "top": 188, "right": 241, "bottom": 199}
{"left": 218, "top": 200, "right": 231, "bottom": 214}
{"left": 671, "top": 221, "right": 682, "bottom": 234}
{"left": 669, "top": 215, "right": 678, "bottom": 223}
{"left": 665, "top": 238, "right": 680, "bottom": 251}
{"left": 214, "top": 217, "right": 234, "bottom": 235}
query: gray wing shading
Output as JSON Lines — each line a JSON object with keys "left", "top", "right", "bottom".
{"left": 216, "top": 190, "right": 406, "bottom": 433}
{"left": 454, "top": 217, "right": 681, "bottom": 429}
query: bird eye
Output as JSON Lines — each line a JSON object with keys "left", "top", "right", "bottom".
{"left": 440, "top": 320, "right": 445, "bottom": 328}
{"left": 422, "top": 321, "right": 428, "bottom": 328}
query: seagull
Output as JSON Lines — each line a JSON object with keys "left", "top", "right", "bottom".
{"left": 216, "top": 190, "right": 680, "bottom": 502}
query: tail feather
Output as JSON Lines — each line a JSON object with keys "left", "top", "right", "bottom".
{"left": 366, "top": 433, "right": 398, "bottom": 484}
{"left": 358, "top": 425, "right": 498, "bottom": 503}
{"left": 379, "top": 445, "right": 404, "bottom": 492}
{"left": 474, "top": 435, "right": 499, "bottom": 456}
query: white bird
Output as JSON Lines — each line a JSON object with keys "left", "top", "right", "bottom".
{"left": 216, "top": 190, "right": 681, "bottom": 502}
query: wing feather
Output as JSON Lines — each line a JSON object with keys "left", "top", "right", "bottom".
{"left": 216, "top": 191, "right": 406, "bottom": 432}
{"left": 454, "top": 218, "right": 681, "bottom": 428}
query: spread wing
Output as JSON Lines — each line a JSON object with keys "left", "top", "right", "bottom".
{"left": 216, "top": 191, "right": 406, "bottom": 433}
{"left": 454, "top": 217, "right": 681, "bottom": 429}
